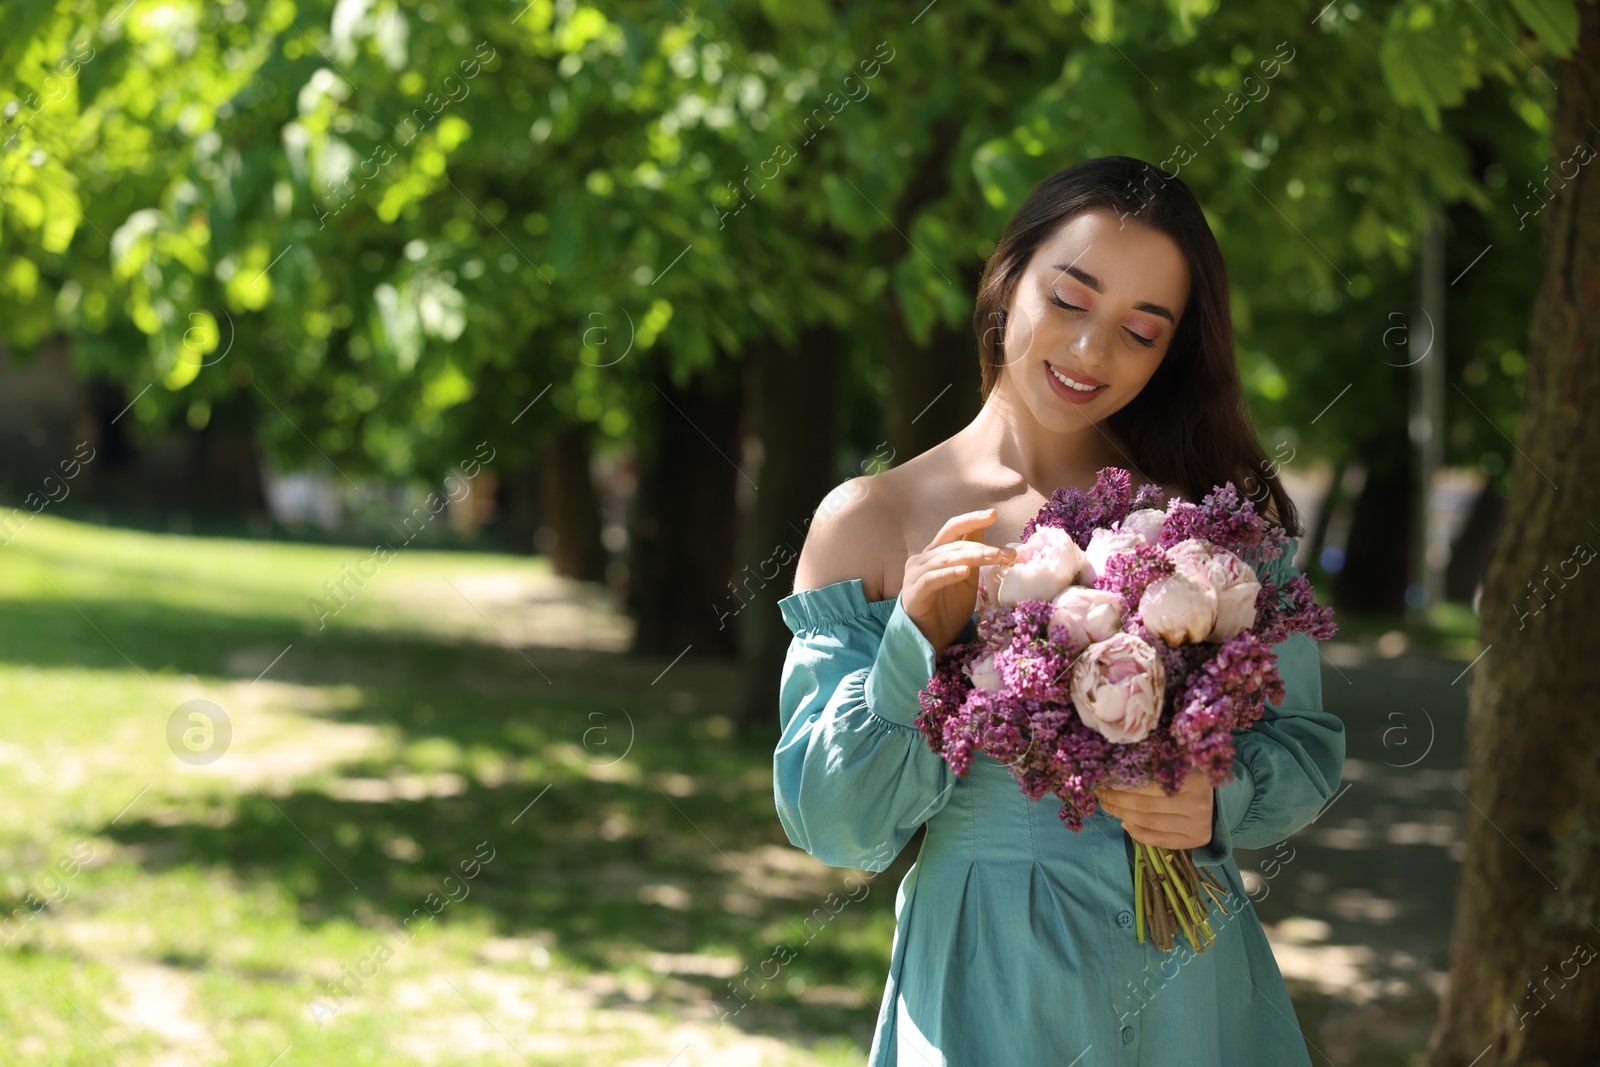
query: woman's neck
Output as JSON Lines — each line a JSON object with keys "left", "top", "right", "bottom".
{"left": 952, "top": 381, "right": 1135, "bottom": 495}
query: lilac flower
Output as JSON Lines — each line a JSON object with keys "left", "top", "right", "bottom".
{"left": 1094, "top": 542, "right": 1174, "bottom": 617}
{"left": 1159, "top": 481, "right": 1289, "bottom": 564}
{"left": 1023, "top": 467, "right": 1167, "bottom": 546}
{"left": 915, "top": 465, "right": 1338, "bottom": 835}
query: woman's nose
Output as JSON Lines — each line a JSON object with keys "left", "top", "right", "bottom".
{"left": 1069, "top": 323, "right": 1113, "bottom": 368}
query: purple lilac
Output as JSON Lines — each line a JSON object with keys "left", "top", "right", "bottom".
{"left": 1094, "top": 542, "right": 1175, "bottom": 617}
{"left": 1022, "top": 467, "right": 1168, "bottom": 545}
{"left": 914, "top": 465, "right": 1338, "bottom": 835}
{"left": 1159, "top": 480, "right": 1290, "bottom": 564}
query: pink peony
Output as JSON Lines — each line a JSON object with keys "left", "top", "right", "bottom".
{"left": 977, "top": 542, "right": 1024, "bottom": 612}
{"left": 966, "top": 651, "right": 1003, "bottom": 692}
{"left": 914, "top": 465, "right": 1339, "bottom": 835}
{"left": 1069, "top": 632, "right": 1166, "bottom": 744}
{"left": 1166, "top": 538, "right": 1261, "bottom": 641}
{"left": 1080, "top": 527, "right": 1146, "bottom": 585}
{"left": 996, "top": 526, "right": 1086, "bottom": 605}
{"left": 1049, "top": 586, "right": 1124, "bottom": 649}
{"left": 1139, "top": 571, "right": 1217, "bottom": 645}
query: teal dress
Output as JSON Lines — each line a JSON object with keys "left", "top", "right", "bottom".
{"left": 774, "top": 537, "right": 1344, "bottom": 1066}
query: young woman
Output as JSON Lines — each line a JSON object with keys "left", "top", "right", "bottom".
{"left": 774, "top": 156, "right": 1344, "bottom": 1065}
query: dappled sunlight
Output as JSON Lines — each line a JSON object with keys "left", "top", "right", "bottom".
{"left": 1, "top": 519, "right": 889, "bottom": 1064}
{"left": 2, "top": 518, "right": 1481, "bottom": 1064}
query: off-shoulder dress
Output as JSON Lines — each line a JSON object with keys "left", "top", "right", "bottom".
{"left": 773, "top": 537, "right": 1344, "bottom": 1066}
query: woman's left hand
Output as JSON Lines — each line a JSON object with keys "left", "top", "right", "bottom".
{"left": 1094, "top": 773, "right": 1215, "bottom": 850}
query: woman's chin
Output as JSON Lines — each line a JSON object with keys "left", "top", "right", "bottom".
{"left": 1029, "top": 394, "right": 1107, "bottom": 432}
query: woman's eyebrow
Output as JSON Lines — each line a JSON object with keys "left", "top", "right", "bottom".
{"left": 1049, "top": 262, "right": 1177, "bottom": 324}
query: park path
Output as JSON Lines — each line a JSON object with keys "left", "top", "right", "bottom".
{"left": 444, "top": 567, "right": 1477, "bottom": 1064}
{"left": 1248, "top": 640, "right": 1474, "bottom": 1064}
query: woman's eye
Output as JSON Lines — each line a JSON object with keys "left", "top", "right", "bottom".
{"left": 1052, "top": 288, "right": 1159, "bottom": 348}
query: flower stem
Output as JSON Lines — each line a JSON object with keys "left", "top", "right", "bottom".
{"left": 1146, "top": 845, "right": 1200, "bottom": 952}
{"left": 1163, "top": 849, "right": 1207, "bottom": 928}
{"left": 1134, "top": 843, "right": 1146, "bottom": 943}
{"left": 1198, "top": 879, "right": 1230, "bottom": 915}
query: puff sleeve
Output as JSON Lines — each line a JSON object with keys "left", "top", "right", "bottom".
{"left": 1193, "top": 539, "right": 1346, "bottom": 869}
{"left": 773, "top": 581, "right": 957, "bottom": 873}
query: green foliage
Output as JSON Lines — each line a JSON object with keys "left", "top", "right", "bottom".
{"left": 0, "top": 0, "right": 1574, "bottom": 479}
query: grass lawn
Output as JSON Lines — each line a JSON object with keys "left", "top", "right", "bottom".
{"left": 0, "top": 516, "right": 895, "bottom": 1066}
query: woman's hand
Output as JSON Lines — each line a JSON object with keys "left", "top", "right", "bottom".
{"left": 1095, "top": 773, "right": 1215, "bottom": 850}
{"left": 901, "top": 508, "right": 1017, "bottom": 654}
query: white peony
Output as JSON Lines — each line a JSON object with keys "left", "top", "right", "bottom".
{"left": 1080, "top": 527, "right": 1147, "bottom": 585}
{"left": 1165, "top": 538, "right": 1261, "bottom": 641}
{"left": 1138, "top": 571, "right": 1218, "bottom": 645}
{"left": 1120, "top": 508, "right": 1167, "bottom": 545}
{"left": 995, "top": 526, "right": 1086, "bottom": 605}
{"left": 1069, "top": 632, "right": 1166, "bottom": 744}
{"left": 1050, "top": 586, "right": 1125, "bottom": 648}
{"left": 977, "top": 542, "right": 1025, "bottom": 612}
{"left": 966, "top": 651, "right": 1002, "bottom": 692}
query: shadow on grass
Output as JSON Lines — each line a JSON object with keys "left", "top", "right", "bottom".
{"left": 12, "top": 590, "right": 896, "bottom": 1049}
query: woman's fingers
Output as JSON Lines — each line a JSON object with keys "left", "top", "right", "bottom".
{"left": 1111, "top": 808, "right": 1192, "bottom": 832}
{"left": 917, "top": 564, "right": 975, "bottom": 589}
{"left": 1099, "top": 789, "right": 1161, "bottom": 814}
{"left": 920, "top": 540, "right": 1017, "bottom": 570}
{"left": 1114, "top": 806, "right": 1203, "bottom": 843}
{"left": 924, "top": 508, "right": 1000, "bottom": 551}
{"left": 1099, "top": 791, "right": 1191, "bottom": 822}
{"left": 1125, "top": 826, "right": 1195, "bottom": 849}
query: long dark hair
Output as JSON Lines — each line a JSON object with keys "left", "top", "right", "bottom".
{"left": 973, "top": 155, "right": 1301, "bottom": 537}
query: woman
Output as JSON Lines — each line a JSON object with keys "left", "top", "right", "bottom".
{"left": 774, "top": 156, "right": 1344, "bottom": 1065}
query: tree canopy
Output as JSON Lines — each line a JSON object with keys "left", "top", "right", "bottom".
{"left": 0, "top": 0, "right": 1576, "bottom": 490}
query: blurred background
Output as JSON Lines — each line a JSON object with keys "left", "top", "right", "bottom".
{"left": 0, "top": 0, "right": 1581, "bottom": 1064}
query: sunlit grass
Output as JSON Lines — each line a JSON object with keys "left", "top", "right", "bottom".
{"left": 0, "top": 516, "right": 891, "bottom": 1065}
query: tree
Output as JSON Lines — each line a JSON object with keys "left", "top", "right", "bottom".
{"left": 1427, "top": 3, "right": 1600, "bottom": 1063}
{"left": 0, "top": 0, "right": 1579, "bottom": 673}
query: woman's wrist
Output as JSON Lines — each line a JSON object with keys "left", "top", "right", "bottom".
{"left": 863, "top": 593, "right": 940, "bottom": 728}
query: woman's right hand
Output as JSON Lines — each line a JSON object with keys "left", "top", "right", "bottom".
{"left": 900, "top": 508, "right": 1017, "bottom": 654}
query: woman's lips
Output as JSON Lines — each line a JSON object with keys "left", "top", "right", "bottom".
{"left": 1044, "top": 361, "right": 1107, "bottom": 404}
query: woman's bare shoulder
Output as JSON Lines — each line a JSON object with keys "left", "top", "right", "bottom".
{"left": 791, "top": 473, "right": 908, "bottom": 602}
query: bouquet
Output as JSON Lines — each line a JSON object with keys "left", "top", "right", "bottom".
{"left": 912, "top": 467, "right": 1336, "bottom": 952}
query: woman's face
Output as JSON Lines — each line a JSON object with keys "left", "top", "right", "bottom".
{"left": 996, "top": 207, "right": 1191, "bottom": 432}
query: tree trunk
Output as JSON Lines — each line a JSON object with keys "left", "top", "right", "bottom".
{"left": 1333, "top": 421, "right": 1414, "bottom": 616}
{"left": 497, "top": 461, "right": 542, "bottom": 555}
{"left": 1445, "top": 477, "right": 1507, "bottom": 605}
{"left": 885, "top": 297, "right": 982, "bottom": 461}
{"left": 1426, "top": 7, "right": 1600, "bottom": 1064}
{"left": 735, "top": 326, "right": 841, "bottom": 735}
{"left": 540, "top": 424, "right": 607, "bottom": 581}
{"left": 1304, "top": 458, "right": 1344, "bottom": 577}
{"left": 882, "top": 116, "right": 983, "bottom": 461}
{"left": 628, "top": 360, "right": 743, "bottom": 658}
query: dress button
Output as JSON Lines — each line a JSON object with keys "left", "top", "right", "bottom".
{"left": 1116, "top": 908, "right": 1134, "bottom": 929}
{"left": 1121, "top": 1025, "right": 1135, "bottom": 1045}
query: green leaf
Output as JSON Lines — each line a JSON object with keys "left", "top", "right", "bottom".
{"left": 1507, "top": 0, "right": 1579, "bottom": 57}
{"left": 1379, "top": 6, "right": 1471, "bottom": 130}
